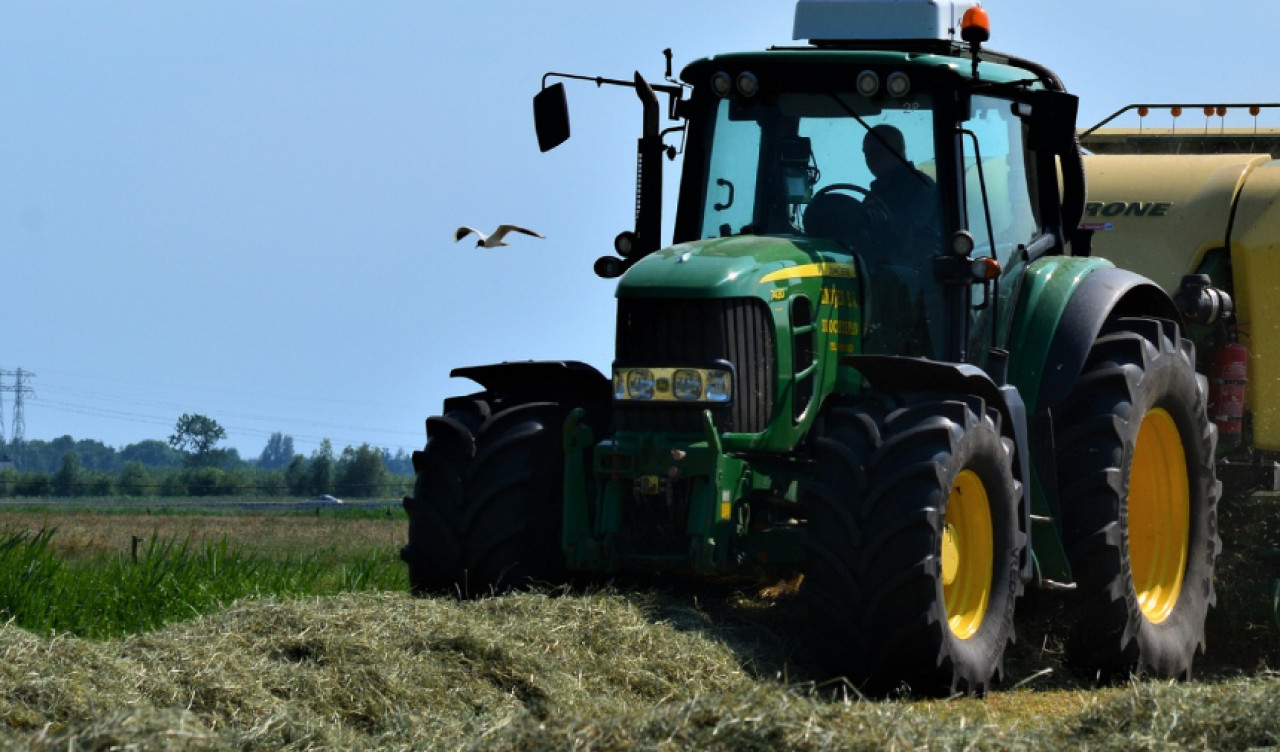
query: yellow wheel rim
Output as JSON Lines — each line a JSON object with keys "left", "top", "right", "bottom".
{"left": 1128, "top": 407, "right": 1190, "bottom": 624}
{"left": 942, "top": 469, "right": 993, "bottom": 640}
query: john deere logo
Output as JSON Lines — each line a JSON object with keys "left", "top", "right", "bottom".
{"left": 1084, "top": 201, "right": 1172, "bottom": 218}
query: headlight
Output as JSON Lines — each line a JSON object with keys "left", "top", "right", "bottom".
{"left": 613, "top": 366, "right": 733, "bottom": 403}
{"left": 706, "top": 370, "right": 732, "bottom": 402}
{"left": 626, "top": 369, "right": 656, "bottom": 400}
{"left": 673, "top": 369, "right": 703, "bottom": 400}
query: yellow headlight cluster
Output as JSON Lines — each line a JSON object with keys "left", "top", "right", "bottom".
{"left": 613, "top": 366, "right": 733, "bottom": 403}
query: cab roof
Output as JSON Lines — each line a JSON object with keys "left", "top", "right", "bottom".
{"left": 680, "top": 46, "right": 1039, "bottom": 90}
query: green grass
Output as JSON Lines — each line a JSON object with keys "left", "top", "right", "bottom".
{"left": 0, "top": 527, "right": 406, "bottom": 638}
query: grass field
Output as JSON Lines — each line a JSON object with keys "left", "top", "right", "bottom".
{"left": 0, "top": 496, "right": 1275, "bottom": 750}
{"left": 0, "top": 506, "right": 408, "bottom": 638}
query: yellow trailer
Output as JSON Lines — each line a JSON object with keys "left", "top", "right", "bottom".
{"left": 1082, "top": 112, "right": 1280, "bottom": 475}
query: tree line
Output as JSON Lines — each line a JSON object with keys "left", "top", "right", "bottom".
{"left": 0, "top": 415, "right": 417, "bottom": 500}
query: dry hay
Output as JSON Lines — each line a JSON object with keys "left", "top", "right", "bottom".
{"left": 0, "top": 589, "right": 1276, "bottom": 751}
{"left": 0, "top": 590, "right": 753, "bottom": 750}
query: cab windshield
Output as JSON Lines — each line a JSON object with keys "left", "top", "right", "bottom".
{"left": 697, "top": 91, "right": 941, "bottom": 262}
{"left": 697, "top": 90, "right": 944, "bottom": 356}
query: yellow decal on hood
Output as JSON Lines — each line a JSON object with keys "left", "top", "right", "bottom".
{"left": 759, "top": 262, "right": 857, "bottom": 284}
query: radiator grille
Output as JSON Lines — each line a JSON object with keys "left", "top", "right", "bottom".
{"left": 615, "top": 297, "right": 775, "bottom": 433}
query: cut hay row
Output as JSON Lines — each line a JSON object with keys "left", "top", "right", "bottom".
{"left": 0, "top": 590, "right": 1276, "bottom": 751}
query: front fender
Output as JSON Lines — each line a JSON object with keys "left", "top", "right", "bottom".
{"left": 844, "top": 354, "right": 1033, "bottom": 582}
{"left": 451, "top": 360, "right": 612, "bottom": 405}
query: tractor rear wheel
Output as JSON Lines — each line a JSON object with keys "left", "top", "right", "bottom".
{"left": 803, "top": 392, "right": 1023, "bottom": 695}
{"left": 401, "top": 397, "right": 576, "bottom": 597}
{"left": 1054, "top": 317, "right": 1220, "bottom": 679}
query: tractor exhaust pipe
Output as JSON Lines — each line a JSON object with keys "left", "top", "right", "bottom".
{"left": 634, "top": 71, "right": 664, "bottom": 257}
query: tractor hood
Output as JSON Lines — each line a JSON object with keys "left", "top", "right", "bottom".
{"left": 616, "top": 235, "right": 851, "bottom": 299}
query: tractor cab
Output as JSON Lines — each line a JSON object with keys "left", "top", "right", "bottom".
{"left": 668, "top": 3, "right": 1080, "bottom": 366}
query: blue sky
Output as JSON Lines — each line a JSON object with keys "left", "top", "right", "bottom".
{"left": 3, "top": 1, "right": 1279, "bottom": 459}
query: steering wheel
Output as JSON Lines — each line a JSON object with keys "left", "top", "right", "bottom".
{"left": 811, "top": 183, "right": 893, "bottom": 236}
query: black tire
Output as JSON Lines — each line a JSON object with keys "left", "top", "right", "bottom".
{"left": 401, "top": 396, "right": 577, "bottom": 598}
{"left": 803, "top": 391, "right": 1024, "bottom": 696}
{"left": 1055, "top": 316, "right": 1220, "bottom": 680}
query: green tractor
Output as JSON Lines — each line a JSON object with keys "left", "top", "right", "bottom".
{"left": 402, "top": 0, "right": 1221, "bottom": 695}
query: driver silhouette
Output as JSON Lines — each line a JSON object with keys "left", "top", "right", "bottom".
{"left": 862, "top": 124, "right": 938, "bottom": 254}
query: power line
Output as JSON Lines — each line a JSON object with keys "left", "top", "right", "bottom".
{"left": 17, "top": 369, "right": 427, "bottom": 456}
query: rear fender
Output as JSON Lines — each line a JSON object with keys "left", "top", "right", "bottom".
{"left": 1006, "top": 259, "right": 1180, "bottom": 585}
{"left": 1010, "top": 262, "right": 1181, "bottom": 414}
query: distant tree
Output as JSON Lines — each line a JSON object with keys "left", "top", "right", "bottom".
{"left": 19, "top": 436, "right": 123, "bottom": 474}
{"left": 83, "top": 472, "right": 114, "bottom": 497}
{"left": 169, "top": 413, "right": 227, "bottom": 467}
{"left": 13, "top": 471, "right": 51, "bottom": 497}
{"left": 119, "top": 461, "right": 152, "bottom": 497}
{"left": 182, "top": 467, "right": 227, "bottom": 496}
{"left": 258, "top": 432, "right": 295, "bottom": 470}
{"left": 337, "top": 443, "right": 387, "bottom": 498}
{"left": 121, "top": 439, "right": 183, "bottom": 469}
{"left": 218, "top": 447, "right": 243, "bottom": 468}
{"left": 255, "top": 470, "right": 287, "bottom": 497}
{"left": 53, "top": 452, "right": 82, "bottom": 497}
{"left": 285, "top": 455, "right": 309, "bottom": 496}
{"left": 74, "top": 439, "right": 120, "bottom": 472}
{"left": 308, "top": 439, "right": 335, "bottom": 495}
{"left": 159, "top": 472, "right": 187, "bottom": 497}
{"left": 383, "top": 447, "right": 414, "bottom": 477}
{"left": 20, "top": 437, "right": 70, "bottom": 473}
{"left": 220, "top": 465, "right": 252, "bottom": 495}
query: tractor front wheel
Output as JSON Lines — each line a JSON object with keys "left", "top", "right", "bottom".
{"left": 803, "top": 392, "right": 1024, "bottom": 695}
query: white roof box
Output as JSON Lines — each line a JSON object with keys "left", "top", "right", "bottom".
{"left": 793, "top": 0, "right": 982, "bottom": 43}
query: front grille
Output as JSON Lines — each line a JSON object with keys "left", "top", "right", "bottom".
{"left": 615, "top": 297, "right": 775, "bottom": 433}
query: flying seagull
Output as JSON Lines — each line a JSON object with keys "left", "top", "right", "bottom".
{"left": 454, "top": 224, "right": 545, "bottom": 248}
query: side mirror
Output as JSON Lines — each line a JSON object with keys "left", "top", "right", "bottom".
{"left": 1028, "top": 89, "right": 1079, "bottom": 155}
{"left": 534, "top": 83, "right": 571, "bottom": 152}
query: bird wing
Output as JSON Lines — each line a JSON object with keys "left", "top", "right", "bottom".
{"left": 494, "top": 224, "right": 545, "bottom": 240}
{"left": 454, "top": 226, "right": 484, "bottom": 243}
